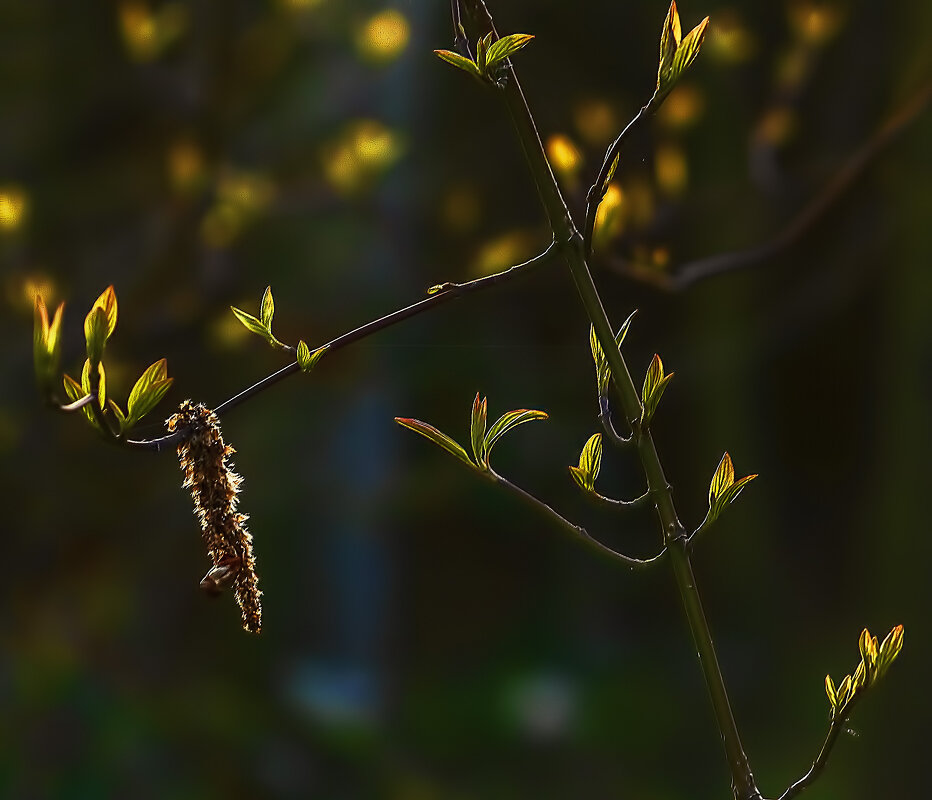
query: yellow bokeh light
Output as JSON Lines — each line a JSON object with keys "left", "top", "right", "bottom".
{"left": 707, "top": 13, "right": 756, "bottom": 64}
{"left": 118, "top": 1, "right": 187, "bottom": 62}
{"left": 356, "top": 9, "right": 410, "bottom": 65}
{"left": 573, "top": 99, "right": 617, "bottom": 147}
{"left": 788, "top": 1, "right": 843, "bottom": 46}
{"left": 754, "top": 107, "right": 797, "bottom": 148}
{"left": 0, "top": 187, "right": 28, "bottom": 231}
{"left": 167, "top": 139, "right": 205, "bottom": 193}
{"left": 546, "top": 133, "right": 582, "bottom": 190}
{"left": 323, "top": 119, "right": 403, "bottom": 195}
{"left": 658, "top": 85, "right": 705, "bottom": 129}
{"left": 277, "top": 0, "right": 325, "bottom": 10}
{"left": 655, "top": 144, "right": 688, "bottom": 196}
{"left": 22, "top": 275, "right": 56, "bottom": 310}
{"left": 217, "top": 170, "right": 275, "bottom": 213}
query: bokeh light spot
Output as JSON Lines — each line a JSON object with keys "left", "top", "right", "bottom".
{"left": 0, "top": 187, "right": 28, "bottom": 231}
{"left": 356, "top": 9, "right": 410, "bottom": 65}
{"left": 655, "top": 144, "right": 688, "bottom": 196}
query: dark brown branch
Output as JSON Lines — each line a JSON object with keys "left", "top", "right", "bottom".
{"left": 488, "top": 469, "right": 666, "bottom": 569}
{"left": 125, "top": 242, "right": 558, "bottom": 452}
{"left": 610, "top": 80, "right": 932, "bottom": 291}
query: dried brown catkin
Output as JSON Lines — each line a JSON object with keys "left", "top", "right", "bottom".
{"left": 166, "top": 400, "right": 262, "bottom": 633}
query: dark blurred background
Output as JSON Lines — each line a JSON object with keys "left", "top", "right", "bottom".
{"left": 2, "top": 1, "right": 929, "bottom": 798}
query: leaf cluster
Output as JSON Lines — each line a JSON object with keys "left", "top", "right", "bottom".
{"left": 395, "top": 393, "right": 547, "bottom": 473}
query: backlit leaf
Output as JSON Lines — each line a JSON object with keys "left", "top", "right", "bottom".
{"left": 483, "top": 408, "right": 548, "bottom": 461}
{"left": 89, "top": 285, "right": 118, "bottom": 339}
{"left": 84, "top": 305, "right": 109, "bottom": 365}
{"left": 485, "top": 33, "right": 534, "bottom": 70}
{"left": 108, "top": 399, "right": 127, "bottom": 433}
{"left": 574, "top": 433, "right": 603, "bottom": 492}
{"left": 709, "top": 452, "right": 735, "bottom": 504}
{"left": 260, "top": 285, "right": 275, "bottom": 329}
{"left": 395, "top": 417, "right": 474, "bottom": 469}
{"left": 825, "top": 674, "right": 837, "bottom": 709}
{"left": 434, "top": 49, "right": 482, "bottom": 79}
{"left": 876, "top": 624, "right": 904, "bottom": 679}
{"left": 658, "top": 1, "right": 682, "bottom": 88}
{"left": 127, "top": 358, "right": 169, "bottom": 425}
{"left": 127, "top": 377, "right": 173, "bottom": 429}
{"left": 297, "top": 340, "right": 328, "bottom": 373}
{"left": 668, "top": 17, "right": 709, "bottom": 85}
{"left": 641, "top": 355, "right": 673, "bottom": 425}
{"left": 470, "top": 393, "right": 488, "bottom": 466}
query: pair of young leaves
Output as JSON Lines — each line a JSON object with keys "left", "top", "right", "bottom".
{"left": 434, "top": 32, "right": 534, "bottom": 84}
{"left": 231, "top": 285, "right": 327, "bottom": 373}
{"left": 587, "top": 310, "right": 672, "bottom": 430}
{"left": 395, "top": 394, "right": 547, "bottom": 473}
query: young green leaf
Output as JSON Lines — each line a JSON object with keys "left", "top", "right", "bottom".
{"left": 483, "top": 408, "right": 548, "bottom": 462}
{"left": 33, "top": 294, "right": 64, "bottom": 390}
{"left": 470, "top": 393, "right": 488, "bottom": 467}
{"left": 707, "top": 452, "right": 757, "bottom": 524}
{"left": 667, "top": 16, "right": 709, "bottom": 86}
{"left": 89, "top": 285, "right": 118, "bottom": 340}
{"left": 570, "top": 433, "right": 603, "bottom": 493}
{"left": 126, "top": 358, "right": 173, "bottom": 429}
{"left": 297, "top": 340, "right": 328, "bottom": 373}
{"left": 434, "top": 49, "right": 482, "bottom": 79}
{"left": 485, "top": 33, "right": 534, "bottom": 71}
{"left": 68, "top": 362, "right": 103, "bottom": 431}
{"left": 84, "top": 305, "right": 109, "bottom": 365}
{"left": 658, "top": 1, "right": 682, "bottom": 77}
{"left": 709, "top": 452, "right": 735, "bottom": 506}
{"left": 876, "top": 624, "right": 904, "bottom": 679}
{"left": 655, "top": 2, "right": 709, "bottom": 102}
{"left": 475, "top": 32, "right": 492, "bottom": 73}
{"left": 395, "top": 417, "right": 474, "bottom": 469}
{"left": 231, "top": 306, "right": 266, "bottom": 338}
{"left": 107, "top": 398, "right": 127, "bottom": 433}
{"left": 260, "top": 285, "right": 275, "bottom": 329}
{"left": 230, "top": 304, "right": 286, "bottom": 349}
{"left": 640, "top": 354, "right": 673, "bottom": 425}
{"left": 824, "top": 674, "right": 837, "bottom": 710}
{"left": 63, "top": 373, "right": 84, "bottom": 404}
{"left": 589, "top": 310, "right": 637, "bottom": 397}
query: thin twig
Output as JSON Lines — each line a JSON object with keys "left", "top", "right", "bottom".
{"left": 489, "top": 469, "right": 665, "bottom": 569}
{"left": 583, "top": 101, "right": 653, "bottom": 256}
{"left": 610, "top": 80, "right": 932, "bottom": 291}
{"left": 125, "top": 242, "right": 559, "bottom": 452}
{"left": 58, "top": 393, "right": 95, "bottom": 413}
{"left": 598, "top": 395, "right": 633, "bottom": 447}
{"left": 591, "top": 489, "right": 650, "bottom": 508}
{"left": 777, "top": 717, "right": 847, "bottom": 800}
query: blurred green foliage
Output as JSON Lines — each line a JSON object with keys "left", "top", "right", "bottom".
{"left": 2, "top": 0, "right": 929, "bottom": 797}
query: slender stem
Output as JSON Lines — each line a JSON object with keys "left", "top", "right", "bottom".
{"left": 59, "top": 393, "right": 95, "bottom": 413}
{"left": 591, "top": 489, "right": 650, "bottom": 508}
{"left": 489, "top": 469, "right": 665, "bottom": 569}
{"left": 599, "top": 395, "right": 633, "bottom": 447}
{"left": 125, "top": 242, "right": 558, "bottom": 452}
{"left": 583, "top": 101, "right": 652, "bottom": 255}
{"left": 460, "top": 3, "right": 761, "bottom": 797}
{"left": 610, "top": 79, "right": 932, "bottom": 291}
{"left": 778, "top": 720, "right": 845, "bottom": 800}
